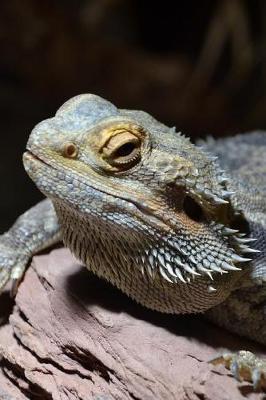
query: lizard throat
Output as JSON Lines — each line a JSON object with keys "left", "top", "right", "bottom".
{"left": 52, "top": 199, "right": 246, "bottom": 315}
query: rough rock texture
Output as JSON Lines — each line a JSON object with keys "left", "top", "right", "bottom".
{"left": 0, "top": 248, "right": 265, "bottom": 400}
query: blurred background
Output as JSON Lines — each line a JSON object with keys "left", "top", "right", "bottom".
{"left": 1, "top": 0, "right": 265, "bottom": 231}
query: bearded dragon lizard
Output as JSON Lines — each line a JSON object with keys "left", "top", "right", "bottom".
{"left": 0, "top": 94, "right": 265, "bottom": 389}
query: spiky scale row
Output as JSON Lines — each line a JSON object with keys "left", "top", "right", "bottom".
{"left": 144, "top": 220, "right": 259, "bottom": 286}
{"left": 159, "top": 266, "right": 173, "bottom": 283}
{"left": 162, "top": 141, "right": 235, "bottom": 207}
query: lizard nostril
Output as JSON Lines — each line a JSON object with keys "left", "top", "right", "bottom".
{"left": 183, "top": 195, "right": 204, "bottom": 222}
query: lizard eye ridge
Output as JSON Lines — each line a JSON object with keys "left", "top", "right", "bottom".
{"left": 101, "top": 131, "right": 141, "bottom": 169}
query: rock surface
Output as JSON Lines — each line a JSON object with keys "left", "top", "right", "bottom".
{"left": 0, "top": 248, "right": 265, "bottom": 400}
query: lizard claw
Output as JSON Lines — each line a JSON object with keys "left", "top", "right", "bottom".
{"left": 210, "top": 350, "right": 266, "bottom": 391}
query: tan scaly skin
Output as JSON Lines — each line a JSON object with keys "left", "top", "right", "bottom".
{"left": 0, "top": 94, "right": 265, "bottom": 389}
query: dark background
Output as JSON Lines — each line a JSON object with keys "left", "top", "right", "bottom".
{"left": 1, "top": 0, "right": 266, "bottom": 232}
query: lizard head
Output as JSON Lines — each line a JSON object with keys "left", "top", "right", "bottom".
{"left": 23, "top": 94, "right": 257, "bottom": 313}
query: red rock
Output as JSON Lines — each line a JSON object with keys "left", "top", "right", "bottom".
{"left": 0, "top": 248, "right": 264, "bottom": 399}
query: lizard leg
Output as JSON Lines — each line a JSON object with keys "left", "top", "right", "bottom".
{"left": 207, "top": 282, "right": 266, "bottom": 391}
{"left": 0, "top": 198, "right": 61, "bottom": 294}
{"left": 206, "top": 283, "right": 266, "bottom": 345}
{"left": 211, "top": 351, "right": 266, "bottom": 391}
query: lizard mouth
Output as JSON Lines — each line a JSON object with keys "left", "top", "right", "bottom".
{"left": 23, "top": 151, "right": 56, "bottom": 169}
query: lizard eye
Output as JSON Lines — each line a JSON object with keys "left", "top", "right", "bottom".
{"left": 63, "top": 142, "right": 78, "bottom": 159}
{"left": 102, "top": 131, "right": 141, "bottom": 169}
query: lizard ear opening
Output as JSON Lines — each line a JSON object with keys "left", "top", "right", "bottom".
{"left": 230, "top": 213, "right": 250, "bottom": 235}
{"left": 183, "top": 195, "right": 205, "bottom": 223}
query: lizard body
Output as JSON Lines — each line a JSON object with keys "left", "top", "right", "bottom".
{"left": 0, "top": 94, "right": 265, "bottom": 387}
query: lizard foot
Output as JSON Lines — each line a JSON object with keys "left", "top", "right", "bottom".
{"left": 211, "top": 350, "right": 266, "bottom": 391}
{"left": 0, "top": 237, "right": 30, "bottom": 296}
